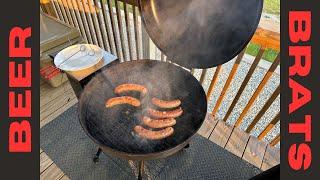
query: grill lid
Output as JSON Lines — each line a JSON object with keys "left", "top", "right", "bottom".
{"left": 139, "top": 0, "right": 263, "bottom": 68}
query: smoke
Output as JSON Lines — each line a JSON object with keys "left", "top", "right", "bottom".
{"left": 132, "top": 60, "right": 182, "bottom": 120}
{"left": 143, "top": 0, "right": 262, "bottom": 67}
{"left": 144, "top": 0, "right": 222, "bottom": 47}
{"left": 82, "top": 60, "right": 188, "bottom": 151}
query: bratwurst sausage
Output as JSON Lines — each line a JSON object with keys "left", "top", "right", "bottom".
{"left": 151, "top": 97, "right": 181, "bottom": 109}
{"left": 142, "top": 116, "right": 176, "bottom": 129}
{"left": 106, "top": 96, "right": 141, "bottom": 107}
{"left": 147, "top": 107, "right": 183, "bottom": 119}
{"left": 114, "top": 83, "right": 148, "bottom": 95}
{"left": 134, "top": 125, "right": 174, "bottom": 140}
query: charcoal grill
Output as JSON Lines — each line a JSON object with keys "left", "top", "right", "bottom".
{"left": 76, "top": 0, "right": 263, "bottom": 179}
{"left": 78, "top": 60, "right": 207, "bottom": 178}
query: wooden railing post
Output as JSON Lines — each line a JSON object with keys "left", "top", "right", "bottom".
{"left": 258, "top": 113, "right": 280, "bottom": 140}
{"left": 222, "top": 47, "right": 265, "bottom": 122}
{"left": 141, "top": 25, "right": 150, "bottom": 59}
{"left": 133, "top": 6, "right": 141, "bottom": 59}
{"left": 40, "top": 0, "right": 58, "bottom": 18}
{"left": 234, "top": 54, "right": 280, "bottom": 127}
{"left": 206, "top": 65, "right": 222, "bottom": 99}
{"left": 199, "top": 69, "right": 208, "bottom": 85}
{"left": 211, "top": 49, "right": 245, "bottom": 115}
{"left": 124, "top": 2, "right": 134, "bottom": 60}
{"left": 245, "top": 86, "right": 280, "bottom": 133}
{"left": 114, "top": 0, "right": 127, "bottom": 61}
{"left": 270, "top": 134, "right": 280, "bottom": 146}
{"left": 106, "top": 0, "right": 121, "bottom": 57}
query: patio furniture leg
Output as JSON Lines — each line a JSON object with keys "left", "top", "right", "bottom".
{"left": 93, "top": 148, "right": 102, "bottom": 163}
{"left": 138, "top": 160, "right": 144, "bottom": 180}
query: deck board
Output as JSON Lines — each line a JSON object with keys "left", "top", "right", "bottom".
{"left": 40, "top": 92, "right": 75, "bottom": 120}
{"left": 197, "top": 113, "right": 218, "bottom": 138}
{"left": 225, "top": 127, "right": 250, "bottom": 158}
{"left": 40, "top": 97, "right": 78, "bottom": 128}
{"left": 60, "top": 175, "right": 71, "bottom": 180}
{"left": 208, "top": 120, "right": 234, "bottom": 147}
{"left": 261, "top": 145, "right": 280, "bottom": 171}
{"left": 40, "top": 81, "right": 77, "bottom": 128}
{"left": 40, "top": 80, "right": 279, "bottom": 179}
{"left": 40, "top": 163, "right": 65, "bottom": 180}
{"left": 243, "top": 136, "right": 268, "bottom": 168}
{"left": 40, "top": 152, "right": 54, "bottom": 173}
{"left": 40, "top": 82, "right": 73, "bottom": 106}
{"left": 40, "top": 80, "right": 66, "bottom": 98}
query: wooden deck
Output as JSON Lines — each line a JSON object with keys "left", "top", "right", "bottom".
{"left": 40, "top": 80, "right": 280, "bottom": 180}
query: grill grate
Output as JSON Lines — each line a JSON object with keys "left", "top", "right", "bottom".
{"left": 79, "top": 60, "right": 207, "bottom": 156}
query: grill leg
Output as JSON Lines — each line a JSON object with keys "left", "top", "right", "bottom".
{"left": 93, "top": 148, "right": 102, "bottom": 163}
{"left": 138, "top": 161, "right": 144, "bottom": 180}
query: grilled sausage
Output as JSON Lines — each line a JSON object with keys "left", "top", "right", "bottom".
{"left": 106, "top": 96, "right": 141, "bottom": 107}
{"left": 142, "top": 116, "right": 176, "bottom": 129}
{"left": 114, "top": 83, "right": 148, "bottom": 95}
{"left": 151, "top": 97, "right": 181, "bottom": 109}
{"left": 134, "top": 125, "right": 174, "bottom": 140}
{"left": 147, "top": 107, "right": 183, "bottom": 119}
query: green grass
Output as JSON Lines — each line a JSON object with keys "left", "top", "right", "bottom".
{"left": 245, "top": 43, "right": 279, "bottom": 62}
{"left": 263, "top": 0, "right": 280, "bottom": 16}
{"left": 246, "top": 0, "right": 280, "bottom": 62}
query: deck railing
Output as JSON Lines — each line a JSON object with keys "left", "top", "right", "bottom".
{"left": 40, "top": 0, "right": 280, "bottom": 147}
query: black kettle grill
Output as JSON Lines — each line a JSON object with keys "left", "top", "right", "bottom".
{"left": 59, "top": 1, "right": 264, "bottom": 179}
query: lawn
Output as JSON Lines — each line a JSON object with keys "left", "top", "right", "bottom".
{"left": 263, "top": 0, "right": 280, "bottom": 16}
{"left": 245, "top": 0, "right": 280, "bottom": 62}
{"left": 245, "top": 43, "right": 279, "bottom": 63}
